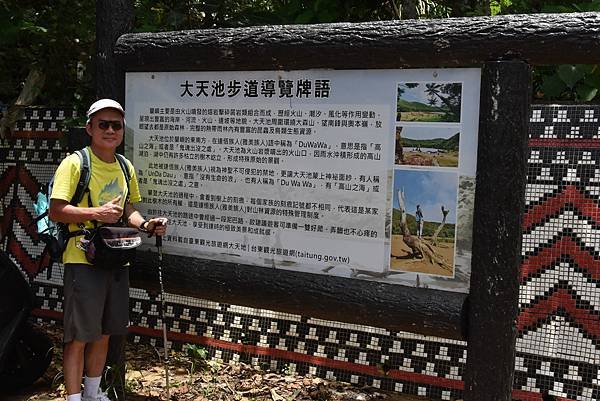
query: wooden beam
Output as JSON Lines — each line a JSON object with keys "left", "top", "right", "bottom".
{"left": 116, "top": 12, "right": 600, "bottom": 71}
{"left": 131, "top": 252, "right": 469, "bottom": 340}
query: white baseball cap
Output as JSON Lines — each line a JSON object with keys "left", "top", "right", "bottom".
{"left": 86, "top": 99, "right": 125, "bottom": 124}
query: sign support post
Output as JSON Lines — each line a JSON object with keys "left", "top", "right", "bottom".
{"left": 464, "top": 60, "right": 530, "bottom": 401}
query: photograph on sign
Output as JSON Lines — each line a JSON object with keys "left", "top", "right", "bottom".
{"left": 390, "top": 169, "right": 458, "bottom": 278}
{"left": 126, "top": 68, "right": 480, "bottom": 293}
{"left": 396, "top": 82, "right": 462, "bottom": 123}
{"left": 394, "top": 125, "right": 460, "bottom": 167}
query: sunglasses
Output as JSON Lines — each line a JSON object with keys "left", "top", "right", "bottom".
{"left": 98, "top": 120, "right": 123, "bottom": 130}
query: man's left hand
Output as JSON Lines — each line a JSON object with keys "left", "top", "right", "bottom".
{"left": 146, "top": 217, "right": 168, "bottom": 236}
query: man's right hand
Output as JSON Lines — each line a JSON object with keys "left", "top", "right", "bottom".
{"left": 96, "top": 195, "right": 123, "bottom": 223}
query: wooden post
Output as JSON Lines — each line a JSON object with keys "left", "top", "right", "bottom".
{"left": 96, "top": 0, "right": 133, "bottom": 103}
{"left": 95, "top": 1, "right": 134, "bottom": 399}
{"left": 463, "top": 60, "right": 530, "bottom": 401}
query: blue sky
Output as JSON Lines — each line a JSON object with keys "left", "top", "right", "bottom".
{"left": 393, "top": 169, "right": 458, "bottom": 224}
{"left": 397, "top": 83, "right": 431, "bottom": 105}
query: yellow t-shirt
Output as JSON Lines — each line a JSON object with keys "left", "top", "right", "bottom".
{"left": 50, "top": 147, "right": 142, "bottom": 265}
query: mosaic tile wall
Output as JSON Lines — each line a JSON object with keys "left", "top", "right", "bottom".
{"left": 1, "top": 105, "right": 599, "bottom": 400}
{"left": 515, "top": 105, "right": 600, "bottom": 401}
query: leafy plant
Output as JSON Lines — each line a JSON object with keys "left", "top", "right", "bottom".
{"left": 183, "top": 343, "right": 208, "bottom": 361}
{"left": 533, "top": 0, "right": 600, "bottom": 102}
{"left": 488, "top": 0, "right": 600, "bottom": 102}
{"left": 103, "top": 363, "right": 129, "bottom": 400}
{"left": 534, "top": 64, "right": 600, "bottom": 102}
{"left": 182, "top": 343, "right": 209, "bottom": 375}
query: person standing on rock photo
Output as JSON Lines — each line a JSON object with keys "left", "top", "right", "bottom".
{"left": 415, "top": 204, "right": 424, "bottom": 238}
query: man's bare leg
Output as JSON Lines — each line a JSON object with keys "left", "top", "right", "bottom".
{"left": 64, "top": 340, "right": 86, "bottom": 396}
{"left": 80, "top": 335, "right": 110, "bottom": 398}
{"left": 84, "top": 335, "right": 110, "bottom": 377}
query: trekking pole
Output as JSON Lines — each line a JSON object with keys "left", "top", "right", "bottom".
{"left": 155, "top": 223, "right": 170, "bottom": 399}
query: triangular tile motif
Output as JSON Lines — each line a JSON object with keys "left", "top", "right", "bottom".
{"left": 519, "top": 261, "right": 600, "bottom": 311}
{"left": 0, "top": 110, "right": 69, "bottom": 281}
{"left": 517, "top": 315, "right": 600, "bottom": 364}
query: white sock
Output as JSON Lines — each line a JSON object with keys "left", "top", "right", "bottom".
{"left": 67, "top": 393, "right": 82, "bottom": 401}
{"left": 82, "top": 376, "right": 102, "bottom": 397}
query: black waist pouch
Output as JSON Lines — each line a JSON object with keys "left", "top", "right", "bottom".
{"left": 85, "top": 226, "right": 142, "bottom": 268}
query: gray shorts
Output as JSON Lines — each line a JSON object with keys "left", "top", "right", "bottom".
{"left": 63, "top": 264, "right": 130, "bottom": 343}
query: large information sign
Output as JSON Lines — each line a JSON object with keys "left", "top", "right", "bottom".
{"left": 125, "top": 69, "right": 480, "bottom": 293}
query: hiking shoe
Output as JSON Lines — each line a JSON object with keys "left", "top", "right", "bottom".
{"left": 81, "top": 389, "right": 111, "bottom": 401}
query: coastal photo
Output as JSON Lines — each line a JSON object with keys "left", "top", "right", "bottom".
{"left": 395, "top": 125, "right": 460, "bottom": 167}
{"left": 390, "top": 169, "right": 458, "bottom": 277}
{"left": 396, "top": 82, "right": 462, "bottom": 123}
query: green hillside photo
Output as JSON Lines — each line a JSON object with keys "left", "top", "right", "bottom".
{"left": 396, "top": 98, "right": 440, "bottom": 113}
{"left": 397, "top": 82, "right": 462, "bottom": 123}
{"left": 402, "top": 132, "right": 460, "bottom": 151}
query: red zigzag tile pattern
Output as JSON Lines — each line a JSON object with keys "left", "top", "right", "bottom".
{"left": 1, "top": 163, "right": 53, "bottom": 278}
{"left": 521, "top": 185, "right": 600, "bottom": 339}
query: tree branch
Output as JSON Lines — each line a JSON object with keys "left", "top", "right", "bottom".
{"left": 0, "top": 67, "right": 45, "bottom": 139}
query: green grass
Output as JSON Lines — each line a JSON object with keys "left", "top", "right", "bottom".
{"left": 435, "top": 150, "right": 459, "bottom": 167}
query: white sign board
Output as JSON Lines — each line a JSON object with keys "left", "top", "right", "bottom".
{"left": 125, "top": 68, "right": 480, "bottom": 293}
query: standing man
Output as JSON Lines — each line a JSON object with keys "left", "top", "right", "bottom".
{"left": 415, "top": 204, "right": 424, "bottom": 238}
{"left": 49, "top": 99, "right": 168, "bottom": 401}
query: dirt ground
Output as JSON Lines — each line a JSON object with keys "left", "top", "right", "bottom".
{"left": 390, "top": 235, "right": 454, "bottom": 277}
{"left": 5, "top": 323, "right": 433, "bottom": 401}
